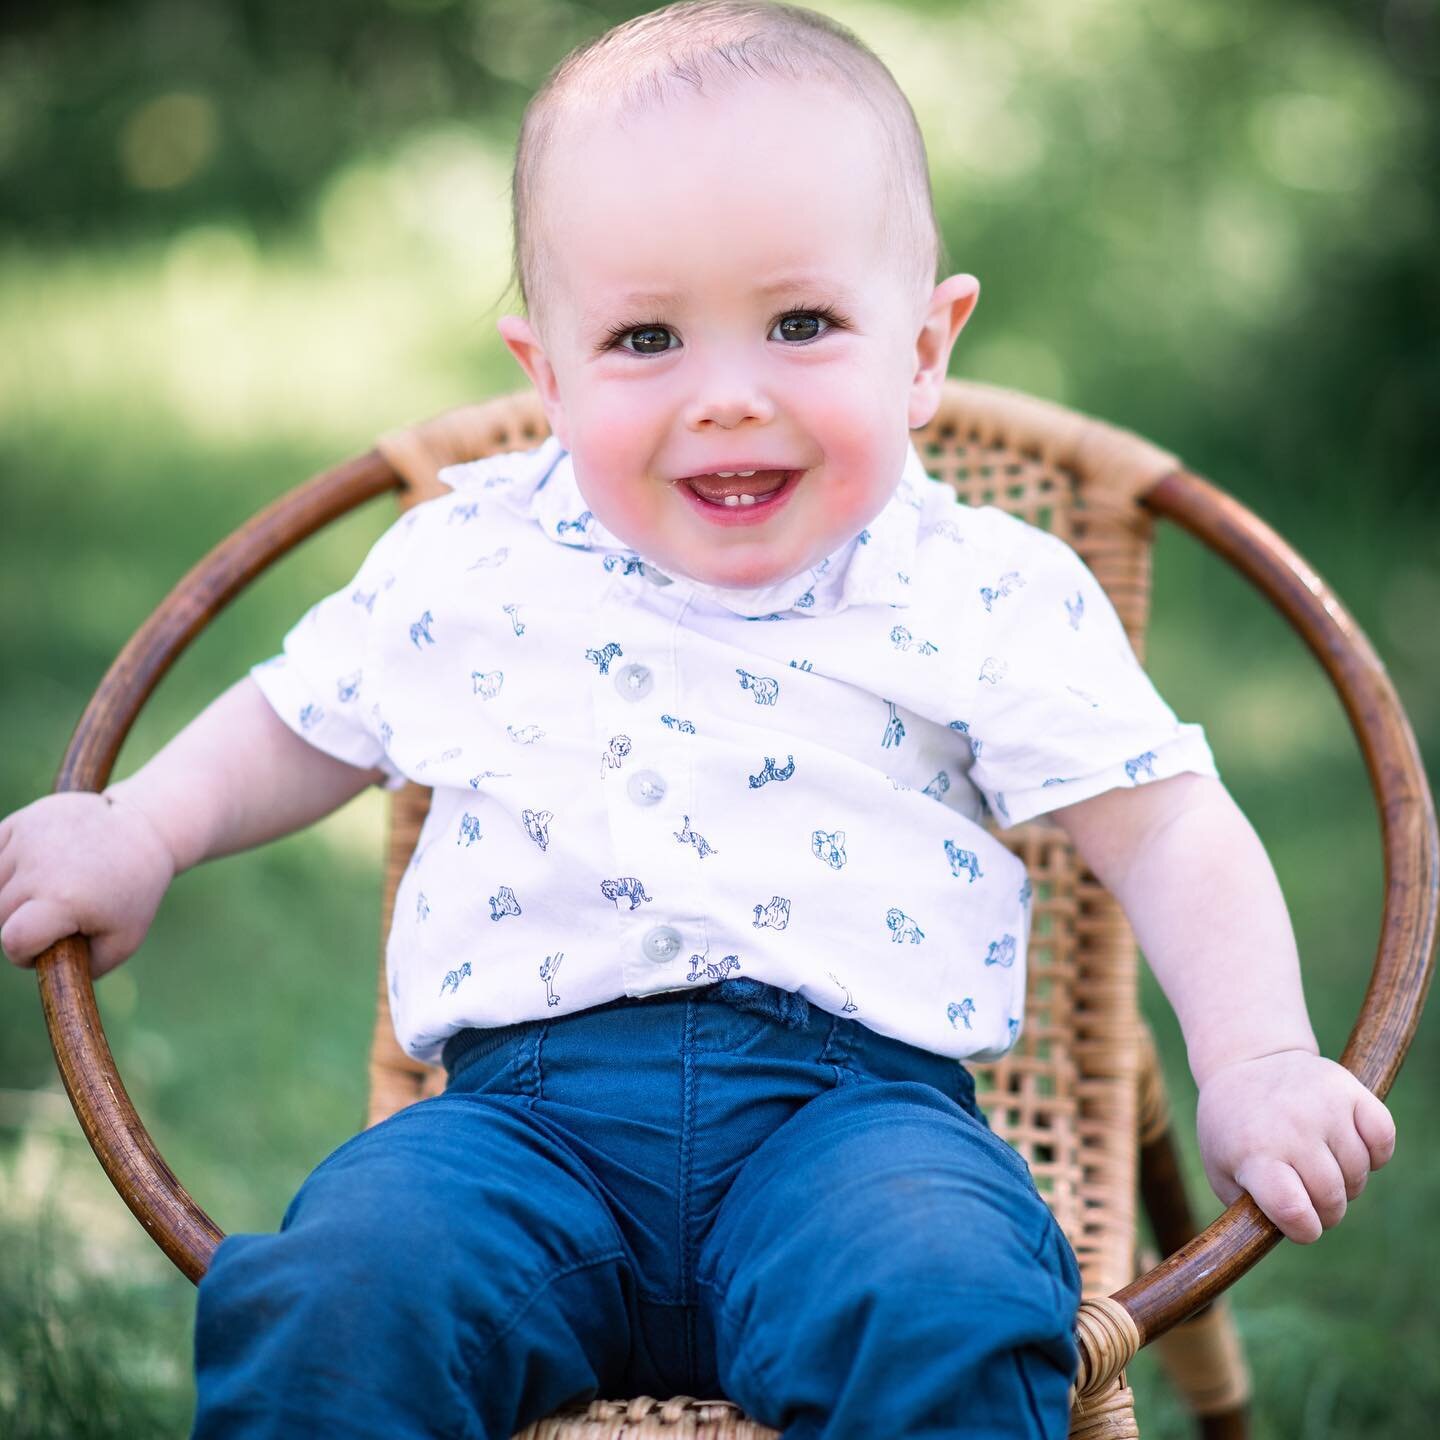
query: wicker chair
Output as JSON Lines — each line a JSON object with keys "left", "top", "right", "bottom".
{"left": 35, "top": 380, "right": 1436, "bottom": 1439}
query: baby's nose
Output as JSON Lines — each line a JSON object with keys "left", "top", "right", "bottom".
{"left": 683, "top": 376, "right": 775, "bottom": 431}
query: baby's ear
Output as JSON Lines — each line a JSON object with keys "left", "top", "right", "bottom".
{"left": 908, "top": 275, "right": 980, "bottom": 429}
{"left": 498, "top": 315, "right": 569, "bottom": 448}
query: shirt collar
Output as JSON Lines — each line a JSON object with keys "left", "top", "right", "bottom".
{"left": 439, "top": 436, "right": 925, "bottom": 619}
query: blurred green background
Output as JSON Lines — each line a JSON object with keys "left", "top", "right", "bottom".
{"left": 1, "top": 0, "right": 1436, "bottom": 1435}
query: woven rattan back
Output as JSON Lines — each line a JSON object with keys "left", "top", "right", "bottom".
{"left": 365, "top": 379, "right": 1182, "bottom": 1303}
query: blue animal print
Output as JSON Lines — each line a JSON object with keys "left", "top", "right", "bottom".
{"left": 469, "top": 769, "right": 512, "bottom": 787}
{"left": 602, "top": 552, "right": 646, "bottom": 574}
{"left": 1065, "top": 591, "right": 1084, "bottom": 629}
{"left": 439, "top": 961, "right": 472, "bottom": 996}
{"left": 948, "top": 719, "right": 983, "bottom": 759}
{"left": 409, "top": 611, "right": 436, "bottom": 648}
{"left": 457, "top": 813, "right": 481, "bottom": 847}
{"left": 1125, "top": 751, "right": 1157, "bottom": 783}
{"left": 1042, "top": 777, "right": 1070, "bottom": 788}
{"left": 336, "top": 671, "right": 361, "bottom": 703}
{"left": 984, "top": 934, "right": 1017, "bottom": 968}
{"left": 929, "top": 518, "right": 964, "bottom": 543}
{"left": 467, "top": 546, "right": 510, "bottom": 569}
{"left": 416, "top": 892, "right": 430, "bottom": 923}
{"left": 352, "top": 587, "right": 377, "bottom": 613}
{"left": 748, "top": 754, "right": 795, "bottom": 789}
{"left": 1019, "top": 877, "right": 1033, "bottom": 906}
{"left": 1008, "top": 1016, "right": 1022, "bottom": 1044}
{"left": 601, "top": 735, "right": 632, "bottom": 774}
{"left": 448, "top": 501, "right": 480, "bottom": 525}
{"left": 744, "top": 613, "right": 785, "bottom": 623}
{"left": 896, "top": 572, "right": 910, "bottom": 586}
{"left": 752, "top": 895, "right": 791, "bottom": 930}
{"left": 979, "top": 570, "right": 1025, "bottom": 612}
{"left": 947, "top": 998, "right": 976, "bottom": 1030}
{"left": 794, "top": 587, "right": 816, "bottom": 609}
{"left": 922, "top": 771, "right": 950, "bottom": 801}
{"left": 735, "top": 668, "right": 779, "bottom": 705}
{"left": 522, "top": 808, "right": 553, "bottom": 851}
{"left": 674, "top": 815, "right": 719, "bottom": 858}
{"left": 811, "top": 829, "right": 847, "bottom": 870}
{"left": 555, "top": 511, "right": 593, "bottom": 539}
{"left": 881, "top": 700, "right": 905, "bottom": 749}
{"left": 299, "top": 703, "right": 323, "bottom": 732}
{"left": 599, "top": 876, "right": 652, "bottom": 910}
{"left": 417, "top": 747, "right": 463, "bottom": 779}
{"left": 827, "top": 971, "right": 859, "bottom": 1013}
{"left": 886, "top": 907, "right": 925, "bottom": 944}
{"left": 857, "top": 528, "right": 871, "bottom": 545}
{"left": 789, "top": 659, "right": 813, "bottom": 672}
{"left": 979, "top": 656, "right": 1008, "bottom": 685}
{"left": 944, "top": 840, "right": 983, "bottom": 883}
{"left": 586, "top": 641, "right": 623, "bottom": 675}
{"left": 489, "top": 885, "right": 521, "bottom": 921}
{"left": 661, "top": 714, "right": 697, "bottom": 734}
{"left": 507, "top": 724, "right": 545, "bottom": 744}
{"left": 472, "top": 669, "right": 504, "bottom": 699}
{"left": 889, "top": 626, "right": 940, "bottom": 655}
{"left": 502, "top": 603, "right": 526, "bottom": 636}
{"left": 686, "top": 951, "right": 741, "bottom": 983}
{"left": 539, "top": 951, "right": 563, "bottom": 1007}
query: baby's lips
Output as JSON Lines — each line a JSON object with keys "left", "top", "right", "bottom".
{"left": 682, "top": 469, "right": 794, "bottom": 502}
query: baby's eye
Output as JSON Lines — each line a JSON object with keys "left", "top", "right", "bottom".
{"left": 770, "top": 311, "right": 832, "bottom": 344}
{"left": 616, "top": 325, "right": 680, "bottom": 355}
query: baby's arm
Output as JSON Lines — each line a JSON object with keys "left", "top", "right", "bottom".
{"left": 0, "top": 676, "right": 385, "bottom": 978}
{"left": 1052, "top": 772, "right": 1397, "bottom": 1243}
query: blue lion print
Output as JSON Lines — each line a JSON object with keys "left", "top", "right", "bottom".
{"left": 522, "top": 808, "right": 552, "bottom": 851}
{"left": 488, "top": 885, "right": 521, "bottom": 921}
{"left": 555, "top": 511, "right": 593, "bottom": 539}
{"left": 748, "top": 754, "right": 795, "bottom": 789}
{"left": 886, "top": 907, "right": 925, "bottom": 944}
{"left": 457, "top": 813, "right": 481, "bottom": 847}
{"left": 601, "top": 735, "right": 632, "bottom": 774}
{"left": 944, "top": 839, "right": 983, "bottom": 883}
{"left": 472, "top": 669, "right": 504, "bottom": 699}
{"left": 752, "top": 895, "right": 791, "bottom": 930}
{"left": 540, "top": 951, "right": 563, "bottom": 1007}
{"left": 922, "top": 771, "right": 950, "bottom": 801}
{"left": 507, "top": 724, "right": 545, "bottom": 745}
{"left": 336, "top": 671, "right": 361, "bottom": 703}
{"left": 947, "top": 997, "right": 976, "bottom": 1030}
{"left": 686, "top": 951, "right": 741, "bottom": 983}
{"left": 439, "top": 961, "right": 472, "bottom": 996}
{"left": 881, "top": 700, "right": 905, "bottom": 749}
{"left": 811, "top": 829, "right": 847, "bottom": 870}
{"left": 889, "top": 625, "right": 940, "bottom": 655}
{"left": 984, "top": 934, "right": 1017, "bottom": 968}
{"left": 416, "top": 892, "right": 430, "bottom": 923}
{"left": 1019, "top": 876, "right": 1033, "bottom": 906}
{"left": 674, "top": 815, "right": 719, "bottom": 858}
{"left": 502, "top": 603, "right": 525, "bottom": 637}
{"left": 1065, "top": 591, "right": 1085, "bottom": 629}
{"left": 466, "top": 546, "right": 510, "bottom": 570}
{"left": 979, "top": 570, "right": 1025, "bottom": 612}
{"left": 1125, "top": 751, "right": 1157, "bottom": 783}
{"left": 409, "top": 611, "right": 436, "bottom": 648}
{"left": 660, "top": 714, "right": 697, "bottom": 734}
{"left": 352, "top": 587, "right": 377, "bottom": 614}
{"left": 979, "top": 656, "right": 1008, "bottom": 685}
{"left": 586, "top": 641, "right": 623, "bottom": 675}
{"left": 789, "top": 658, "right": 813, "bottom": 672}
{"left": 299, "top": 703, "right": 324, "bottom": 732}
{"left": 948, "top": 719, "right": 983, "bottom": 759}
{"left": 602, "top": 552, "right": 646, "bottom": 575}
{"left": 827, "top": 971, "right": 859, "bottom": 1013}
{"left": 599, "top": 876, "right": 652, "bottom": 910}
{"left": 735, "top": 668, "right": 779, "bottom": 705}
{"left": 448, "top": 501, "right": 480, "bottom": 525}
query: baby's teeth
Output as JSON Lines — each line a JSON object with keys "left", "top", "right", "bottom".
{"left": 721, "top": 493, "right": 758, "bottom": 507}
{"left": 716, "top": 471, "right": 735, "bottom": 477}
{"left": 737, "top": 470, "right": 755, "bottom": 476}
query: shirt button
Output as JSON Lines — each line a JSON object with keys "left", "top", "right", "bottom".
{"left": 641, "top": 925, "right": 682, "bottom": 963}
{"left": 627, "top": 769, "right": 667, "bottom": 806}
{"left": 616, "top": 663, "right": 653, "bottom": 701}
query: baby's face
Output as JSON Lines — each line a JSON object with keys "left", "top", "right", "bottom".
{"left": 502, "top": 79, "right": 976, "bottom": 590}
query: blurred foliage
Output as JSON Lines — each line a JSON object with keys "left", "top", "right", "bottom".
{"left": 1, "top": 1, "right": 1437, "bottom": 1436}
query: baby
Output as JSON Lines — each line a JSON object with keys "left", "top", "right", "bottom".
{"left": 0, "top": 3, "right": 1396, "bottom": 1438}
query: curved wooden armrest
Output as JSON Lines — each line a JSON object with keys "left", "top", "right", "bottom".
{"left": 1070, "top": 467, "right": 1438, "bottom": 1398}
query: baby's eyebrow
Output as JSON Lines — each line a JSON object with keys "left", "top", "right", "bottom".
{"left": 583, "top": 274, "right": 858, "bottom": 325}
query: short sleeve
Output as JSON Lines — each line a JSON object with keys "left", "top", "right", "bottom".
{"left": 962, "top": 517, "right": 1217, "bottom": 829}
{"left": 249, "top": 512, "right": 417, "bottom": 791}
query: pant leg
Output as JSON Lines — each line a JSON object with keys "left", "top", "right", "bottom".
{"left": 695, "top": 1077, "right": 1082, "bottom": 1440}
{"left": 191, "top": 1084, "right": 637, "bottom": 1440}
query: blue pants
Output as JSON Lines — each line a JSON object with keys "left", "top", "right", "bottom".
{"left": 192, "top": 982, "right": 1081, "bottom": 1438}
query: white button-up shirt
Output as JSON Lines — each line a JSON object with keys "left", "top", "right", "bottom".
{"left": 252, "top": 437, "right": 1216, "bottom": 1065}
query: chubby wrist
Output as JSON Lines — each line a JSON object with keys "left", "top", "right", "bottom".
{"left": 1191, "top": 1036, "right": 1321, "bottom": 1090}
{"left": 101, "top": 781, "right": 190, "bottom": 878}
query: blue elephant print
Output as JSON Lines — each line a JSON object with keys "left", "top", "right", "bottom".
{"left": 752, "top": 895, "right": 791, "bottom": 930}
{"left": 507, "top": 724, "right": 545, "bottom": 745}
{"left": 489, "top": 885, "right": 521, "bottom": 921}
{"left": 811, "top": 829, "right": 847, "bottom": 870}
{"left": 735, "top": 668, "right": 779, "bottom": 705}
{"left": 522, "top": 808, "right": 553, "bottom": 851}
{"left": 457, "top": 813, "right": 481, "bottom": 847}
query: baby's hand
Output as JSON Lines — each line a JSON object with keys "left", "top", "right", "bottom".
{"left": 1195, "top": 1049, "right": 1396, "bottom": 1243}
{"left": 0, "top": 791, "right": 177, "bottom": 979}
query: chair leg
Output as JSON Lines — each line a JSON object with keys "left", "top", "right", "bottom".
{"left": 1137, "top": 1030, "right": 1252, "bottom": 1439}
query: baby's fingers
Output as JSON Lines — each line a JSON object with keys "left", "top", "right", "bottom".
{"left": 1354, "top": 1090, "right": 1397, "bottom": 1172}
{"left": 0, "top": 896, "right": 80, "bottom": 967}
{"left": 1236, "top": 1155, "right": 1333, "bottom": 1244}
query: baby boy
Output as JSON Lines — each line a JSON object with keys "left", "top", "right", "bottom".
{"left": 0, "top": 2, "right": 1395, "bottom": 1436}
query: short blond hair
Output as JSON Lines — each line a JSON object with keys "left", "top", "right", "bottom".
{"left": 512, "top": 0, "right": 944, "bottom": 323}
